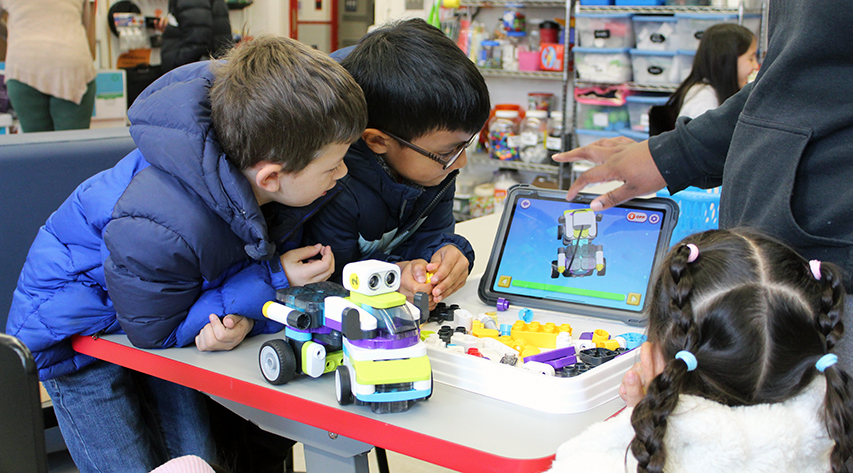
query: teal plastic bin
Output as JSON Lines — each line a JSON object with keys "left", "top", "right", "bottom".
{"left": 657, "top": 187, "right": 720, "bottom": 245}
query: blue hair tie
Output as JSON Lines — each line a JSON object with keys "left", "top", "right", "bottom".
{"left": 675, "top": 350, "right": 698, "bottom": 371}
{"left": 816, "top": 354, "right": 838, "bottom": 373}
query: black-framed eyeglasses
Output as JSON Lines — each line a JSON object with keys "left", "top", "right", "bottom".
{"left": 382, "top": 130, "right": 476, "bottom": 170}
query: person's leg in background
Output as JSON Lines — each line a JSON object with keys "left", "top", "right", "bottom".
{"left": 6, "top": 79, "right": 54, "bottom": 132}
{"left": 136, "top": 371, "right": 218, "bottom": 464}
{"left": 45, "top": 360, "right": 168, "bottom": 473}
{"left": 49, "top": 80, "right": 96, "bottom": 131}
{"left": 206, "top": 396, "right": 296, "bottom": 473}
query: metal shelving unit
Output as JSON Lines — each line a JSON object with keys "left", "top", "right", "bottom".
{"left": 468, "top": 153, "right": 562, "bottom": 174}
{"left": 477, "top": 68, "right": 564, "bottom": 81}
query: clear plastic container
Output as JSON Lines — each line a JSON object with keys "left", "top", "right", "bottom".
{"left": 573, "top": 47, "right": 632, "bottom": 84}
{"left": 502, "top": 6, "right": 526, "bottom": 33}
{"left": 519, "top": 110, "right": 549, "bottom": 164}
{"left": 629, "top": 49, "right": 680, "bottom": 85}
{"left": 488, "top": 110, "right": 521, "bottom": 161}
{"left": 546, "top": 111, "right": 564, "bottom": 160}
{"left": 575, "top": 13, "right": 634, "bottom": 49}
{"left": 674, "top": 13, "right": 761, "bottom": 51}
{"left": 625, "top": 94, "right": 669, "bottom": 132}
{"left": 479, "top": 40, "right": 503, "bottom": 69}
{"left": 632, "top": 15, "right": 678, "bottom": 51}
{"left": 576, "top": 102, "right": 630, "bottom": 131}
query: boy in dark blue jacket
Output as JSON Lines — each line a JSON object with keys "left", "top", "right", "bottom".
{"left": 6, "top": 36, "right": 366, "bottom": 472}
{"left": 304, "top": 19, "right": 490, "bottom": 309}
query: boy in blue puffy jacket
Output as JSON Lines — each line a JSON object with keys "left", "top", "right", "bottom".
{"left": 303, "top": 19, "right": 490, "bottom": 310}
{"left": 6, "top": 36, "right": 366, "bottom": 472}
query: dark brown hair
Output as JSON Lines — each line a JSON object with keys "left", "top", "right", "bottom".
{"left": 630, "top": 228, "right": 853, "bottom": 472}
{"left": 210, "top": 35, "right": 367, "bottom": 172}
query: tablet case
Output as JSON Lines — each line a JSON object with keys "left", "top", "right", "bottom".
{"left": 478, "top": 185, "right": 679, "bottom": 326}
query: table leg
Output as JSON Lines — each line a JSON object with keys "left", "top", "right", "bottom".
{"left": 210, "top": 396, "right": 373, "bottom": 473}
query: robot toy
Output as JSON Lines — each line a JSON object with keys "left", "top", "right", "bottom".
{"left": 551, "top": 208, "right": 606, "bottom": 278}
{"left": 259, "top": 260, "right": 432, "bottom": 414}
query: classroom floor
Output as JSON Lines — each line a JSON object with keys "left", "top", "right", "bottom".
{"left": 47, "top": 443, "right": 457, "bottom": 473}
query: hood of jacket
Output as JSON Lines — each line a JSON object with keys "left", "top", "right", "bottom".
{"left": 126, "top": 61, "right": 275, "bottom": 260}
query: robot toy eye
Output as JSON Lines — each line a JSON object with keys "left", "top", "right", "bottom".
{"left": 385, "top": 271, "right": 397, "bottom": 287}
{"left": 368, "top": 274, "right": 381, "bottom": 290}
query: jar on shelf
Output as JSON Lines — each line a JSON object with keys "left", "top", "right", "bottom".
{"left": 502, "top": 31, "right": 526, "bottom": 72}
{"left": 479, "top": 40, "right": 503, "bottom": 69}
{"left": 502, "top": 6, "right": 526, "bottom": 34}
{"left": 493, "top": 170, "right": 519, "bottom": 214}
{"left": 546, "top": 111, "right": 564, "bottom": 161}
{"left": 488, "top": 109, "right": 521, "bottom": 161}
{"left": 519, "top": 110, "right": 549, "bottom": 164}
{"left": 527, "top": 92, "right": 554, "bottom": 113}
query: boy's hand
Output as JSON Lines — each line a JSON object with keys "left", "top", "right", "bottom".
{"left": 423, "top": 245, "right": 469, "bottom": 305}
{"left": 397, "top": 260, "right": 437, "bottom": 310}
{"left": 281, "top": 244, "right": 335, "bottom": 286}
{"left": 196, "top": 313, "right": 254, "bottom": 351}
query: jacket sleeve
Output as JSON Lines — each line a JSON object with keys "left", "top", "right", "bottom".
{"left": 649, "top": 81, "right": 754, "bottom": 193}
{"left": 392, "top": 187, "right": 475, "bottom": 274}
{"left": 104, "top": 217, "right": 285, "bottom": 349}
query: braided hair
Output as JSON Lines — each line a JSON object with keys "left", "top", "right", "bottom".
{"left": 629, "top": 228, "right": 853, "bottom": 473}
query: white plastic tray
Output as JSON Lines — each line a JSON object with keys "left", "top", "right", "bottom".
{"left": 425, "top": 278, "right": 642, "bottom": 414}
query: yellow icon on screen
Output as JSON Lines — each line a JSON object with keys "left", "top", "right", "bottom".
{"left": 498, "top": 276, "right": 512, "bottom": 288}
{"left": 626, "top": 293, "right": 641, "bottom": 306}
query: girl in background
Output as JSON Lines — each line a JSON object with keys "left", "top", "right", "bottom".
{"left": 547, "top": 228, "right": 853, "bottom": 472}
{"left": 649, "top": 23, "right": 758, "bottom": 135}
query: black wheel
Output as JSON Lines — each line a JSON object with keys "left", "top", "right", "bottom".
{"left": 335, "top": 366, "right": 354, "bottom": 405}
{"left": 557, "top": 223, "right": 564, "bottom": 241}
{"left": 259, "top": 339, "right": 297, "bottom": 385}
{"left": 550, "top": 260, "right": 559, "bottom": 279}
{"left": 598, "top": 258, "right": 607, "bottom": 276}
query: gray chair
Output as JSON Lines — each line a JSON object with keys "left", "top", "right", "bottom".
{"left": 0, "top": 332, "right": 48, "bottom": 473}
{"left": 0, "top": 127, "right": 136, "bottom": 332}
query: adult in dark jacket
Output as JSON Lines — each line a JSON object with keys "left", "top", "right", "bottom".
{"left": 554, "top": 0, "right": 853, "bottom": 395}
{"left": 158, "top": 0, "right": 233, "bottom": 72}
{"left": 5, "top": 36, "right": 366, "bottom": 472}
{"left": 303, "top": 19, "right": 490, "bottom": 310}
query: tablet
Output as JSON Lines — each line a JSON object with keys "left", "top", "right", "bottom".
{"left": 478, "top": 185, "right": 679, "bottom": 326}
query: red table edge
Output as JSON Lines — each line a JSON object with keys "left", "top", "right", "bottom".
{"left": 71, "top": 335, "right": 555, "bottom": 473}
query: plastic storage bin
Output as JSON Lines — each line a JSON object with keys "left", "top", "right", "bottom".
{"left": 630, "top": 49, "right": 679, "bottom": 85}
{"left": 573, "top": 47, "right": 632, "bottom": 84}
{"left": 575, "top": 13, "right": 634, "bottom": 49}
{"left": 575, "top": 128, "right": 621, "bottom": 148}
{"left": 674, "top": 13, "right": 761, "bottom": 51}
{"left": 657, "top": 187, "right": 720, "bottom": 245}
{"left": 616, "top": 0, "right": 665, "bottom": 4}
{"left": 579, "top": 0, "right": 614, "bottom": 4}
{"left": 632, "top": 15, "right": 678, "bottom": 51}
{"left": 618, "top": 128, "right": 650, "bottom": 142}
{"left": 675, "top": 49, "right": 697, "bottom": 82}
{"left": 625, "top": 94, "right": 669, "bottom": 131}
{"left": 577, "top": 102, "right": 630, "bottom": 131}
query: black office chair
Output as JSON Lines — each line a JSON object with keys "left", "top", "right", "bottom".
{"left": 0, "top": 333, "right": 48, "bottom": 473}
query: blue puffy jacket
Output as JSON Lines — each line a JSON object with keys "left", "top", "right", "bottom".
{"left": 6, "top": 62, "right": 329, "bottom": 380}
{"left": 302, "top": 139, "right": 474, "bottom": 283}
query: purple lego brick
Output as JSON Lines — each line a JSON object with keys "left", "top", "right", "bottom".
{"left": 525, "top": 345, "right": 576, "bottom": 364}
{"left": 579, "top": 332, "right": 593, "bottom": 340}
{"left": 496, "top": 297, "right": 510, "bottom": 311}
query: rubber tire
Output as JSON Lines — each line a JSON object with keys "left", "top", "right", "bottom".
{"left": 598, "top": 258, "right": 607, "bottom": 276}
{"left": 259, "top": 339, "right": 297, "bottom": 385}
{"left": 551, "top": 260, "right": 559, "bottom": 279}
{"left": 336, "top": 366, "right": 354, "bottom": 405}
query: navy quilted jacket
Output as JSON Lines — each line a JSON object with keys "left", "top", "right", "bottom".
{"left": 302, "top": 139, "right": 474, "bottom": 284}
{"left": 161, "top": 0, "right": 233, "bottom": 72}
{"left": 5, "top": 62, "right": 330, "bottom": 380}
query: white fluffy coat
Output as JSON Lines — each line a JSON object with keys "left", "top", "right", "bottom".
{"left": 547, "top": 380, "right": 833, "bottom": 473}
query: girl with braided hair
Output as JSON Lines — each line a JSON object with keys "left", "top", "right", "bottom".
{"left": 547, "top": 228, "right": 853, "bottom": 473}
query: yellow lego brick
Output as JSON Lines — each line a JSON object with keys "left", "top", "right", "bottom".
{"left": 472, "top": 325, "right": 500, "bottom": 339}
{"left": 599, "top": 339, "right": 621, "bottom": 351}
{"left": 592, "top": 329, "right": 610, "bottom": 344}
{"left": 519, "top": 346, "right": 541, "bottom": 360}
{"left": 349, "top": 290, "right": 406, "bottom": 309}
{"left": 510, "top": 320, "right": 573, "bottom": 348}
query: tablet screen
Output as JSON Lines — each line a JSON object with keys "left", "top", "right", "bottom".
{"left": 482, "top": 188, "right": 676, "bottom": 319}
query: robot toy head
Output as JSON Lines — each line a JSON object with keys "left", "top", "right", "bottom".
{"left": 343, "top": 260, "right": 401, "bottom": 296}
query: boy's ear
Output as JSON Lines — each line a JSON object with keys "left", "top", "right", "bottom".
{"left": 362, "top": 128, "right": 391, "bottom": 155}
{"left": 254, "top": 163, "right": 285, "bottom": 192}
